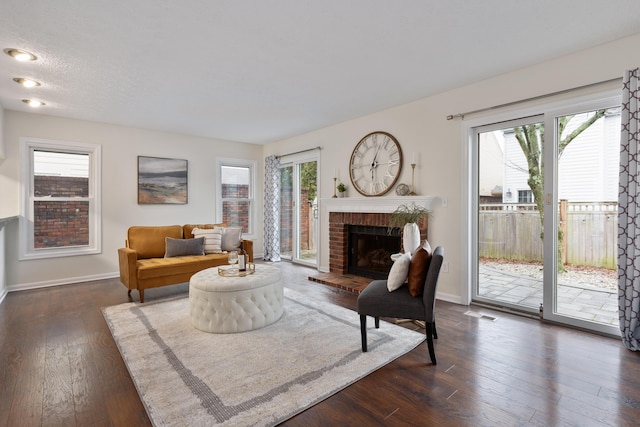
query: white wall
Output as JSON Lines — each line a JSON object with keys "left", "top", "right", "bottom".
{"left": 0, "top": 111, "right": 264, "bottom": 290}
{"left": 264, "top": 33, "right": 640, "bottom": 303}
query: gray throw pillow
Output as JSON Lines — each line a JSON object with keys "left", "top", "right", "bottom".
{"left": 215, "top": 226, "right": 243, "bottom": 252}
{"left": 164, "top": 236, "right": 205, "bottom": 257}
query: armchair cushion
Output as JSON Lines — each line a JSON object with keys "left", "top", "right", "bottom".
{"left": 164, "top": 236, "right": 205, "bottom": 257}
{"left": 407, "top": 246, "right": 432, "bottom": 297}
{"left": 192, "top": 227, "right": 223, "bottom": 254}
{"left": 183, "top": 223, "right": 226, "bottom": 238}
{"left": 127, "top": 225, "right": 183, "bottom": 259}
{"left": 215, "top": 226, "right": 243, "bottom": 252}
{"left": 358, "top": 279, "right": 426, "bottom": 320}
{"left": 387, "top": 252, "right": 411, "bottom": 291}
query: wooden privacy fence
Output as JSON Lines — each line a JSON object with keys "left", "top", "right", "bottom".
{"left": 479, "top": 201, "right": 617, "bottom": 269}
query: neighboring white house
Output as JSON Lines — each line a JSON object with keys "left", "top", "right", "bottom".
{"left": 489, "top": 109, "right": 622, "bottom": 204}
{"left": 478, "top": 130, "right": 505, "bottom": 199}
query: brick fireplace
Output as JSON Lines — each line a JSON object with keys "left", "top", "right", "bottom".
{"left": 329, "top": 211, "right": 428, "bottom": 274}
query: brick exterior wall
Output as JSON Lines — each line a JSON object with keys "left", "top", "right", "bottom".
{"left": 35, "top": 175, "right": 88, "bottom": 197}
{"left": 221, "top": 184, "right": 250, "bottom": 233}
{"left": 329, "top": 212, "right": 428, "bottom": 274}
{"left": 299, "top": 189, "right": 310, "bottom": 250}
{"left": 278, "top": 186, "right": 312, "bottom": 252}
{"left": 280, "top": 185, "right": 293, "bottom": 252}
{"left": 33, "top": 176, "right": 89, "bottom": 248}
{"left": 221, "top": 183, "right": 249, "bottom": 198}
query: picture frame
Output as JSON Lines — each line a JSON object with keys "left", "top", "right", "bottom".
{"left": 138, "top": 156, "right": 188, "bottom": 204}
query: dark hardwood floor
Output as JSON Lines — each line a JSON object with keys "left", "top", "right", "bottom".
{"left": 2, "top": 261, "right": 640, "bottom": 426}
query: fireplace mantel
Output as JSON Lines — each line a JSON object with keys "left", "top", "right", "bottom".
{"left": 321, "top": 196, "right": 435, "bottom": 213}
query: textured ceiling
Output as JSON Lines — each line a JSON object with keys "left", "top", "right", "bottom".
{"left": 1, "top": 1, "right": 639, "bottom": 144}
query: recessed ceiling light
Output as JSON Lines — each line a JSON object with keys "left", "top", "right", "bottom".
{"left": 22, "top": 99, "right": 45, "bottom": 108}
{"left": 4, "top": 48, "right": 37, "bottom": 62}
{"left": 13, "top": 77, "right": 41, "bottom": 88}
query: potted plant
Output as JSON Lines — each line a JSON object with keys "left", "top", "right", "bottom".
{"left": 337, "top": 182, "right": 346, "bottom": 197}
{"left": 388, "top": 202, "right": 431, "bottom": 254}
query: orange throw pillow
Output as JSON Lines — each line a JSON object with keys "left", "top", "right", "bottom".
{"left": 407, "top": 247, "right": 432, "bottom": 297}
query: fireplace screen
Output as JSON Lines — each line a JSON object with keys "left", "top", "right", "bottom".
{"left": 348, "top": 225, "right": 401, "bottom": 280}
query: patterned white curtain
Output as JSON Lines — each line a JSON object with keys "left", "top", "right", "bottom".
{"left": 263, "top": 155, "right": 281, "bottom": 262}
{"left": 618, "top": 68, "right": 640, "bottom": 351}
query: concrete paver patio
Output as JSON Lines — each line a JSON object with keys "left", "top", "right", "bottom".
{"left": 479, "top": 264, "right": 618, "bottom": 326}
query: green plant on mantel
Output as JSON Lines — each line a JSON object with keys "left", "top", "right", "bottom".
{"left": 337, "top": 182, "right": 346, "bottom": 192}
{"left": 387, "top": 202, "right": 431, "bottom": 234}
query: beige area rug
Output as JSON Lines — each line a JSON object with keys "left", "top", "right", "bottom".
{"left": 103, "top": 288, "right": 425, "bottom": 427}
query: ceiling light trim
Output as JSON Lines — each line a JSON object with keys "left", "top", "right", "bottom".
{"left": 22, "top": 99, "right": 45, "bottom": 108}
{"left": 13, "top": 77, "right": 41, "bottom": 88}
{"left": 4, "top": 48, "right": 38, "bottom": 62}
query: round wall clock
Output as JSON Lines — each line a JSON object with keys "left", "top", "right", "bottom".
{"left": 349, "top": 131, "right": 403, "bottom": 196}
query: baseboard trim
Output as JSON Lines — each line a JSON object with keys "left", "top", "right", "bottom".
{"left": 436, "top": 291, "right": 464, "bottom": 305}
{"left": 8, "top": 272, "right": 119, "bottom": 293}
{"left": 0, "top": 289, "right": 7, "bottom": 305}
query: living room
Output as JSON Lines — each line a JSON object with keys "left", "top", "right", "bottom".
{"left": 2, "top": 2, "right": 640, "bottom": 425}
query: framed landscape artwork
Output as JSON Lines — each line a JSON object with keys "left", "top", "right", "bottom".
{"left": 138, "top": 156, "right": 188, "bottom": 204}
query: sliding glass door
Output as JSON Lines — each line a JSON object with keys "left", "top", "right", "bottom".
{"left": 474, "top": 116, "right": 545, "bottom": 315}
{"left": 279, "top": 156, "right": 318, "bottom": 266}
{"left": 472, "top": 94, "right": 621, "bottom": 336}
{"left": 543, "top": 103, "right": 620, "bottom": 335}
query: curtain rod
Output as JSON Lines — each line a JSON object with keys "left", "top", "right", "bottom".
{"left": 446, "top": 77, "right": 622, "bottom": 121}
{"left": 275, "top": 146, "right": 321, "bottom": 159}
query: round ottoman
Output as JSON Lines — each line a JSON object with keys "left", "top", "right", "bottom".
{"left": 189, "top": 264, "right": 284, "bottom": 333}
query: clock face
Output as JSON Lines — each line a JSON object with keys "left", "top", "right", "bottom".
{"left": 349, "top": 131, "right": 402, "bottom": 196}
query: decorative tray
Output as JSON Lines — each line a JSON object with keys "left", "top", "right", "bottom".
{"left": 218, "top": 263, "right": 256, "bottom": 277}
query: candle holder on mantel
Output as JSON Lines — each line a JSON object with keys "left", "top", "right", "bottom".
{"left": 332, "top": 177, "right": 338, "bottom": 198}
{"left": 409, "top": 163, "right": 417, "bottom": 196}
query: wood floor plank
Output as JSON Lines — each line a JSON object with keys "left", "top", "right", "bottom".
{"left": 69, "top": 342, "right": 110, "bottom": 426}
{"left": 42, "top": 338, "right": 75, "bottom": 426}
{"left": 0, "top": 302, "right": 18, "bottom": 427}
{"left": 3, "top": 291, "right": 48, "bottom": 427}
{"left": 105, "top": 389, "right": 152, "bottom": 427}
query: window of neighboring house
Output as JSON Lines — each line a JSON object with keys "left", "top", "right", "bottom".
{"left": 216, "top": 158, "right": 255, "bottom": 235}
{"left": 20, "top": 137, "right": 101, "bottom": 260}
{"left": 518, "top": 190, "right": 533, "bottom": 203}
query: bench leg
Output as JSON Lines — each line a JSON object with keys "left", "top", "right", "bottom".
{"left": 360, "top": 314, "right": 367, "bottom": 352}
{"left": 139, "top": 289, "right": 145, "bottom": 303}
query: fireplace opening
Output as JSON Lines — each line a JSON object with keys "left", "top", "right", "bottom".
{"left": 348, "top": 225, "right": 401, "bottom": 280}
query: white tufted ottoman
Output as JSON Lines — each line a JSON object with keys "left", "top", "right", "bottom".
{"left": 189, "top": 264, "right": 284, "bottom": 333}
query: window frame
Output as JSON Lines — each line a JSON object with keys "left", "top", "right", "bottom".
{"left": 19, "top": 137, "right": 102, "bottom": 260}
{"left": 518, "top": 189, "right": 533, "bottom": 203}
{"left": 216, "top": 157, "right": 256, "bottom": 236}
